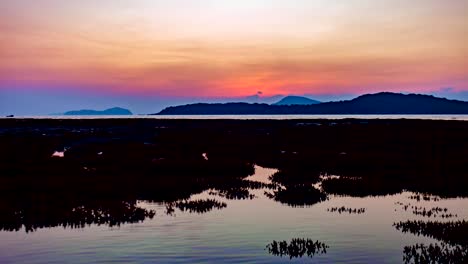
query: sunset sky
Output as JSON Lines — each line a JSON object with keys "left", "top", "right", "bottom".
{"left": 1, "top": 0, "right": 467, "bottom": 114}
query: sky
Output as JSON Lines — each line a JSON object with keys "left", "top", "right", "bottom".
{"left": 1, "top": 0, "right": 468, "bottom": 114}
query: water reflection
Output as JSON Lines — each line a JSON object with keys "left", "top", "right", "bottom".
{"left": 408, "top": 193, "right": 441, "bottom": 202}
{"left": 1, "top": 119, "right": 468, "bottom": 262}
{"left": 394, "top": 220, "right": 468, "bottom": 263}
{"left": 327, "top": 206, "right": 366, "bottom": 214}
{"left": 403, "top": 243, "right": 467, "bottom": 263}
{"left": 51, "top": 151, "right": 64, "bottom": 158}
{"left": 171, "top": 199, "right": 227, "bottom": 214}
{"left": 264, "top": 185, "right": 328, "bottom": 207}
{"left": 410, "top": 206, "right": 456, "bottom": 218}
{"left": 0, "top": 198, "right": 155, "bottom": 233}
{"left": 394, "top": 220, "right": 468, "bottom": 246}
{"left": 209, "top": 189, "right": 256, "bottom": 200}
{"left": 266, "top": 238, "right": 329, "bottom": 259}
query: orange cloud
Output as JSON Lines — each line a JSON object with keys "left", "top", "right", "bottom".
{"left": 1, "top": 0, "right": 467, "bottom": 97}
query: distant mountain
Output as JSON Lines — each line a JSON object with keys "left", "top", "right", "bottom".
{"left": 64, "top": 107, "right": 132, "bottom": 115}
{"left": 155, "top": 92, "right": 468, "bottom": 115}
{"left": 273, "top": 96, "right": 320, "bottom": 105}
{"left": 242, "top": 93, "right": 284, "bottom": 104}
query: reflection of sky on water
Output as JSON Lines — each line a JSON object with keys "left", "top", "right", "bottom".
{"left": 0, "top": 166, "right": 467, "bottom": 263}
{"left": 246, "top": 165, "right": 278, "bottom": 184}
{"left": 51, "top": 151, "right": 64, "bottom": 158}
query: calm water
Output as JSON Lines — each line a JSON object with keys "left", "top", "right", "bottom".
{"left": 0, "top": 166, "right": 467, "bottom": 263}
{"left": 3, "top": 114, "right": 468, "bottom": 120}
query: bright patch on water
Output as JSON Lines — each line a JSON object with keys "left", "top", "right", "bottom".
{"left": 51, "top": 151, "right": 64, "bottom": 158}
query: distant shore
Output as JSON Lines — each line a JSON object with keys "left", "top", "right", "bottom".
{"left": 2, "top": 114, "right": 468, "bottom": 121}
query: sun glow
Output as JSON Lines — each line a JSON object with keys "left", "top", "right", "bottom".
{"left": 1, "top": 0, "right": 467, "bottom": 97}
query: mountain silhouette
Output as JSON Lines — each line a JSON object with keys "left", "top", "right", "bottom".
{"left": 273, "top": 96, "right": 320, "bottom": 105}
{"left": 156, "top": 92, "right": 468, "bottom": 115}
{"left": 64, "top": 107, "right": 132, "bottom": 115}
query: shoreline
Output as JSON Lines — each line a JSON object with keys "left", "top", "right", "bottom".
{"left": 2, "top": 114, "right": 468, "bottom": 121}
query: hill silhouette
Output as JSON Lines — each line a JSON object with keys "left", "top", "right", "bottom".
{"left": 156, "top": 92, "right": 468, "bottom": 115}
{"left": 64, "top": 107, "right": 132, "bottom": 115}
{"left": 273, "top": 96, "right": 320, "bottom": 105}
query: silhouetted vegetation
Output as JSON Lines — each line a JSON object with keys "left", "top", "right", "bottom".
{"left": 403, "top": 243, "right": 467, "bottom": 264}
{"left": 395, "top": 202, "right": 457, "bottom": 218}
{"left": 209, "top": 179, "right": 276, "bottom": 200}
{"left": 173, "top": 199, "right": 227, "bottom": 214}
{"left": 327, "top": 206, "right": 366, "bottom": 214}
{"left": 394, "top": 220, "right": 468, "bottom": 247}
{"left": 266, "top": 238, "right": 329, "bottom": 259}
{"left": 411, "top": 207, "right": 456, "bottom": 218}
{"left": 270, "top": 169, "right": 322, "bottom": 187}
{"left": 395, "top": 220, "right": 468, "bottom": 263}
{"left": 321, "top": 177, "right": 402, "bottom": 197}
{"left": 210, "top": 189, "right": 256, "bottom": 200}
{"left": 265, "top": 185, "right": 328, "bottom": 207}
{"left": 408, "top": 193, "right": 441, "bottom": 202}
{"left": 0, "top": 118, "right": 467, "bottom": 231}
{"left": 0, "top": 196, "right": 155, "bottom": 232}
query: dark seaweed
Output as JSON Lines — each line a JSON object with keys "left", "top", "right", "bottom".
{"left": 394, "top": 220, "right": 468, "bottom": 247}
{"left": 1, "top": 118, "right": 467, "bottom": 231}
{"left": 327, "top": 206, "right": 366, "bottom": 214}
{"left": 266, "top": 238, "right": 329, "bottom": 259}
{"left": 173, "top": 199, "right": 227, "bottom": 214}
{"left": 403, "top": 243, "right": 467, "bottom": 264}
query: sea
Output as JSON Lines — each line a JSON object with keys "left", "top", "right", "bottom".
{"left": 3, "top": 114, "right": 468, "bottom": 120}
{"left": 0, "top": 165, "right": 467, "bottom": 263}
{"left": 0, "top": 115, "right": 467, "bottom": 263}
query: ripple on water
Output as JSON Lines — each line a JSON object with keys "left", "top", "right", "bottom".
{"left": 0, "top": 166, "right": 467, "bottom": 263}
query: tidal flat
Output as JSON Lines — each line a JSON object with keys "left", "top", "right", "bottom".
{"left": 0, "top": 118, "right": 467, "bottom": 263}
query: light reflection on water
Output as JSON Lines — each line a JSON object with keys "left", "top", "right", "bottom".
{"left": 50, "top": 151, "right": 64, "bottom": 158}
{"left": 0, "top": 166, "right": 467, "bottom": 263}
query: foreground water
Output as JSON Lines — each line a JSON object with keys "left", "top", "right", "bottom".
{"left": 0, "top": 166, "right": 466, "bottom": 263}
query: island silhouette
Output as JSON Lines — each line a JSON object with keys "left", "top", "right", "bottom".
{"left": 272, "top": 96, "right": 321, "bottom": 105}
{"left": 64, "top": 107, "right": 132, "bottom": 116}
{"left": 156, "top": 92, "right": 468, "bottom": 115}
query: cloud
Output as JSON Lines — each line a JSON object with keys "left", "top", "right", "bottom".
{"left": 433, "top": 87, "right": 468, "bottom": 101}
